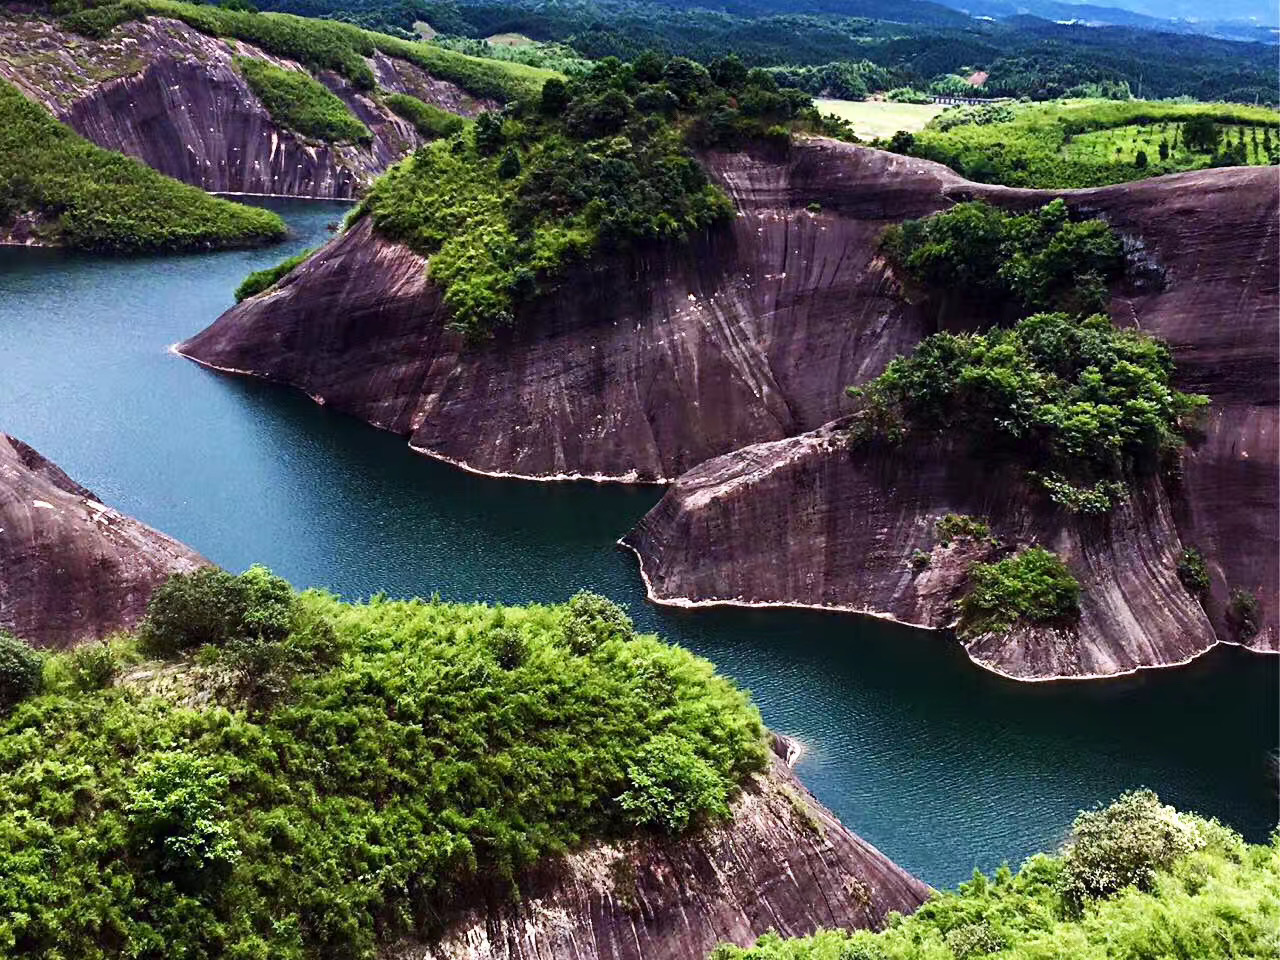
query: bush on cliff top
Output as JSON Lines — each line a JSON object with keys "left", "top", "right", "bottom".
{"left": 880, "top": 199, "right": 1125, "bottom": 317}
{"left": 361, "top": 54, "right": 826, "bottom": 337}
{"left": 712, "top": 790, "right": 1277, "bottom": 960}
{"left": 0, "top": 80, "right": 285, "bottom": 252}
{"left": 847, "top": 311, "right": 1209, "bottom": 512}
{"left": 235, "top": 56, "right": 370, "bottom": 143}
{"left": 0, "top": 568, "right": 766, "bottom": 959}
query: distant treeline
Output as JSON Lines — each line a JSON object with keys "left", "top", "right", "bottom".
{"left": 253, "top": 0, "right": 1278, "bottom": 104}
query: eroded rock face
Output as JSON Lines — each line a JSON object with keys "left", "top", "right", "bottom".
{"left": 0, "top": 434, "right": 206, "bottom": 648}
{"left": 0, "top": 14, "right": 494, "bottom": 198}
{"left": 622, "top": 163, "right": 1279, "bottom": 677}
{"left": 390, "top": 737, "right": 930, "bottom": 960}
{"left": 179, "top": 143, "right": 955, "bottom": 479}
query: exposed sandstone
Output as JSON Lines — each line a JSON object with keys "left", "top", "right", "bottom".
{"left": 621, "top": 163, "right": 1278, "bottom": 677}
{"left": 0, "top": 434, "right": 206, "bottom": 649}
{"left": 176, "top": 140, "right": 1277, "bottom": 676}
{"left": 179, "top": 143, "right": 953, "bottom": 479}
{"left": 390, "top": 736, "right": 930, "bottom": 960}
{"left": 0, "top": 14, "right": 494, "bottom": 198}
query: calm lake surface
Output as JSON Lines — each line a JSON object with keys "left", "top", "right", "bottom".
{"left": 2, "top": 198, "right": 1276, "bottom": 887}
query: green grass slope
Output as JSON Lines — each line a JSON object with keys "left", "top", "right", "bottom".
{"left": 58, "top": 0, "right": 559, "bottom": 102}
{"left": 714, "top": 790, "right": 1280, "bottom": 960}
{"left": 0, "top": 567, "right": 766, "bottom": 959}
{"left": 235, "top": 56, "right": 371, "bottom": 143}
{"left": 0, "top": 79, "right": 285, "bottom": 252}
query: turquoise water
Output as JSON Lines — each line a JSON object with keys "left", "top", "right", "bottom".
{"left": 1, "top": 198, "right": 1275, "bottom": 887}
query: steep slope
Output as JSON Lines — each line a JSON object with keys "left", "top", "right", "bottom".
{"left": 0, "top": 434, "right": 205, "bottom": 648}
{"left": 0, "top": 13, "right": 493, "bottom": 198}
{"left": 399, "top": 737, "right": 931, "bottom": 960}
{"left": 623, "top": 164, "right": 1279, "bottom": 678}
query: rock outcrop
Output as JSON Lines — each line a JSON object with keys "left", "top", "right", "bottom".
{"left": 0, "top": 434, "right": 206, "bottom": 648}
{"left": 177, "top": 138, "right": 1277, "bottom": 676}
{"left": 0, "top": 14, "right": 494, "bottom": 198}
{"left": 391, "top": 736, "right": 930, "bottom": 960}
{"left": 179, "top": 143, "right": 954, "bottom": 480}
{"left": 622, "top": 163, "right": 1279, "bottom": 678}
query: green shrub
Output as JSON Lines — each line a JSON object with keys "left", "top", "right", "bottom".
{"left": 0, "top": 580, "right": 766, "bottom": 958}
{"left": 1176, "top": 547, "right": 1210, "bottom": 599}
{"left": 127, "top": 751, "right": 241, "bottom": 874}
{"left": 1226, "top": 587, "right": 1261, "bottom": 640}
{"left": 0, "top": 80, "right": 285, "bottom": 252}
{"left": 235, "top": 57, "right": 370, "bottom": 143}
{"left": 562, "top": 589, "right": 633, "bottom": 654}
{"left": 1059, "top": 788, "right": 1206, "bottom": 909}
{"left": 879, "top": 199, "right": 1124, "bottom": 315}
{"left": 617, "top": 732, "right": 732, "bottom": 833}
{"left": 137, "top": 565, "right": 295, "bottom": 656}
{"left": 234, "top": 247, "right": 315, "bottom": 301}
{"left": 848, "top": 312, "right": 1209, "bottom": 509}
{"left": 0, "top": 632, "right": 43, "bottom": 711}
{"left": 384, "top": 92, "right": 466, "bottom": 138}
{"left": 935, "top": 513, "right": 991, "bottom": 546}
{"left": 64, "top": 641, "right": 119, "bottom": 692}
{"left": 958, "top": 547, "right": 1080, "bottom": 637}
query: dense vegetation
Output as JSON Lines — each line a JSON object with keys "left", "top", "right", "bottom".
{"left": 880, "top": 199, "right": 1124, "bottom": 317}
{"left": 0, "top": 567, "right": 767, "bottom": 959}
{"left": 249, "top": 0, "right": 1278, "bottom": 104}
{"left": 848, "top": 311, "right": 1208, "bottom": 513}
{"left": 235, "top": 56, "right": 371, "bottom": 142}
{"left": 713, "top": 789, "right": 1280, "bottom": 960}
{"left": 896, "top": 98, "right": 1280, "bottom": 188}
{"left": 0, "top": 80, "right": 285, "bottom": 252}
{"left": 234, "top": 247, "right": 316, "bottom": 300}
{"left": 54, "top": 0, "right": 558, "bottom": 102}
{"left": 384, "top": 91, "right": 467, "bottom": 137}
{"left": 361, "top": 53, "right": 827, "bottom": 336}
{"left": 958, "top": 547, "right": 1080, "bottom": 636}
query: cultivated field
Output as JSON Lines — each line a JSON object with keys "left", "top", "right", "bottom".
{"left": 813, "top": 98, "right": 944, "bottom": 139}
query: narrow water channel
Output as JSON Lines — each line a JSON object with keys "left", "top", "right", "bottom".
{"left": 1, "top": 197, "right": 1274, "bottom": 887}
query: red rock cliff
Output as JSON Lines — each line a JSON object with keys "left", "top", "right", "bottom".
{"left": 0, "top": 14, "right": 493, "bottom": 198}
{"left": 0, "top": 434, "right": 206, "bottom": 648}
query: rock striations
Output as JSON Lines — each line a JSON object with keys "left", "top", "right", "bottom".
{"left": 0, "top": 434, "right": 205, "bottom": 649}
{"left": 623, "top": 164, "right": 1279, "bottom": 679}
{"left": 0, "top": 14, "right": 493, "bottom": 198}
{"left": 179, "top": 144, "right": 951, "bottom": 480}
{"left": 392, "top": 736, "right": 930, "bottom": 960}
{"left": 177, "top": 139, "right": 1278, "bottom": 678}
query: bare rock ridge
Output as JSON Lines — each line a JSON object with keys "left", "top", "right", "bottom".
{"left": 0, "top": 433, "right": 206, "bottom": 649}
{"left": 0, "top": 14, "right": 494, "bottom": 198}
{"left": 178, "top": 141, "right": 1278, "bottom": 678}
{"left": 396, "top": 735, "right": 930, "bottom": 960}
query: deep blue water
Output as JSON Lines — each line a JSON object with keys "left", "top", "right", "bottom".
{"left": 1, "top": 198, "right": 1276, "bottom": 887}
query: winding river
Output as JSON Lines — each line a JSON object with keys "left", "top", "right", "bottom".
{"left": 2, "top": 198, "right": 1275, "bottom": 887}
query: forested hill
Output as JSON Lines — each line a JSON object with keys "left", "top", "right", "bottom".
{"left": 252, "top": 0, "right": 1278, "bottom": 103}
